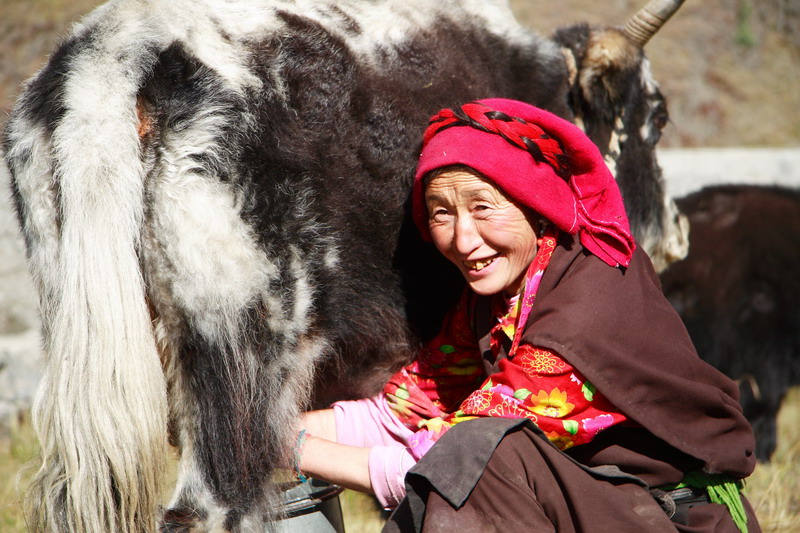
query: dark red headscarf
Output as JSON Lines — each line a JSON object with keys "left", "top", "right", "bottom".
{"left": 412, "top": 98, "right": 636, "bottom": 267}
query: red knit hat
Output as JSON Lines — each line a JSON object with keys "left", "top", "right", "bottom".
{"left": 413, "top": 98, "right": 636, "bottom": 267}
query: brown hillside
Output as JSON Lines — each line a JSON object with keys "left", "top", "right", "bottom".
{"left": 510, "top": 0, "right": 800, "bottom": 148}
{"left": 1, "top": 0, "right": 798, "bottom": 148}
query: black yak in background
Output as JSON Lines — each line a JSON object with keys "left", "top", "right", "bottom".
{"left": 661, "top": 184, "right": 800, "bottom": 462}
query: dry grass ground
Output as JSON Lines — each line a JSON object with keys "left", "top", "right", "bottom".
{"left": 509, "top": 0, "right": 800, "bottom": 148}
{"left": 744, "top": 387, "right": 800, "bottom": 532}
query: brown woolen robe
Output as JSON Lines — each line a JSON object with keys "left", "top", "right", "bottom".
{"left": 384, "top": 233, "right": 759, "bottom": 533}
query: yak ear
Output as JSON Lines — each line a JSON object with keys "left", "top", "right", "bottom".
{"left": 579, "top": 28, "right": 642, "bottom": 106}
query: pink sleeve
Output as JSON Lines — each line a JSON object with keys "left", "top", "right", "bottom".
{"left": 368, "top": 445, "right": 417, "bottom": 509}
{"left": 332, "top": 393, "right": 415, "bottom": 447}
{"left": 332, "top": 394, "right": 417, "bottom": 508}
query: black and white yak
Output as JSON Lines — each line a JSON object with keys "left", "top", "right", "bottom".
{"left": 2, "top": 0, "right": 688, "bottom": 531}
{"left": 661, "top": 184, "right": 800, "bottom": 463}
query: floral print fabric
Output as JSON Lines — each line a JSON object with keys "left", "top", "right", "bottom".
{"left": 384, "top": 228, "right": 627, "bottom": 459}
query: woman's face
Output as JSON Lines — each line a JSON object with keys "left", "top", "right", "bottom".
{"left": 425, "top": 167, "right": 538, "bottom": 296}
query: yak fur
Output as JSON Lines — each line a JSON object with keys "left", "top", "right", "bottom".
{"left": 3, "top": 0, "right": 685, "bottom": 531}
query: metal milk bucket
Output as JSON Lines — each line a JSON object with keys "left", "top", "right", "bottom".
{"left": 274, "top": 479, "right": 346, "bottom": 532}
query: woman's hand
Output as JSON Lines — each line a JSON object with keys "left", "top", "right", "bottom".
{"left": 296, "top": 409, "right": 373, "bottom": 494}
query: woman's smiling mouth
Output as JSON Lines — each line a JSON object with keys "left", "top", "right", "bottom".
{"left": 464, "top": 257, "right": 496, "bottom": 271}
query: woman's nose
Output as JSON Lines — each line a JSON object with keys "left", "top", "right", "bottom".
{"left": 453, "top": 216, "right": 482, "bottom": 255}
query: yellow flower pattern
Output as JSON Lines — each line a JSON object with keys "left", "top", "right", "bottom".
{"left": 519, "top": 346, "right": 568, "bottom": 375}
{"left": 529, "top": 388, "right": 575, "bottom": 418}
{"left": 488, "top": 399, "right": 534, "bottom": 420}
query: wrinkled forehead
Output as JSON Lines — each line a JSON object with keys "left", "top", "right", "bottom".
{"left": 423, "top": 165, "right": 506, "bottom": 198}
{"left": 423, "top": 165, "right": 534, "bottom": 220}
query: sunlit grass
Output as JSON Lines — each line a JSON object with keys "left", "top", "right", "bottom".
{"left": 0, "top": 412, "right": 37, "bottom": 532}
{"left": 338, "top": 490, "right": 387, "bottom": 533}
{"left": 746, "top": 387, "right": 800, "bottom": 532}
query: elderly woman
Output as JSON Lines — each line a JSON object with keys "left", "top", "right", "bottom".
{"left": 297, "top": 99, "right": 760, "bottom": 532}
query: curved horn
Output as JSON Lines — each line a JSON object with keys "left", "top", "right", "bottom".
{"left": 622, "top": 0, "right": 686, "bottom": 47}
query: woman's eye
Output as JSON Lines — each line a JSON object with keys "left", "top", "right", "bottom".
{"left": 430, "top": 208, "right": 449, "bottom": 222}
{"left": 472, "top": 204, "right": 492, "bottom": 217}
